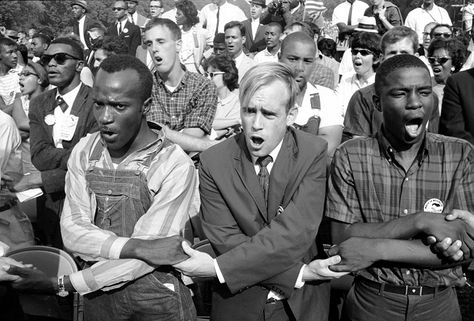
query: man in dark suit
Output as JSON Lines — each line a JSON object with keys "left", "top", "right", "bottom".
{"left": 172, "top": 63, "right": 347, "bottom": 321}
{"left": 242, "top": 0, "right": 267, "bottom": 55}
{"left": 71, "top": 0, "right": 102, "bottom": 51}
{"left": 10, "top": 37, "right": 97, "bottom": 248}
{"left": 127, "top": 0, "right": 149, "bottom": 29}
{"left": 440, "top": 68, "right": 474, "bottom": 145}
{"left": 107, "top": 0, "right": 141, "bottom": 56}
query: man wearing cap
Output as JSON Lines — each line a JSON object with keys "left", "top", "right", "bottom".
{"left": 242, "top": 0, "right": 267, "bottom": 55}
{"left": 106, "top": 0, "right": 141, "bottom": 56}
{"left": 127, "top": 0, "right": 149, "bottom": 29}
{"left": 363, "top": 0, "right": 403, "bottom": 35}
{"left": 71, "top": 0, "right": 102, "bottom": 51}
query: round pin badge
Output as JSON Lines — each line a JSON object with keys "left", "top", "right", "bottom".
{"left": 423, "top": 198, "right": 444, "bottom": 213}
{"left": 44, "top": 114, "right": 56, "bottom": 126}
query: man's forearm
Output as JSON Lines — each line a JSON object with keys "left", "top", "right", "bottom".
{"left": 164, "top": 128, "right": 216, "bottom": 153}
{"left": 120, "top": 237, "right": 189, "bottom": 266}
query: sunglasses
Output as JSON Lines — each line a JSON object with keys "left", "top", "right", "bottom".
{"left": 428, "top": 56, "right": 452, "bottom": 65}
{"left": 351, "top": 48, "right": 374, "bottom": 56}
{"left": 41, "top": 53, "right": 80, "bottom": 65}
{"left": 205, "top": 71, "right": 225, "bottom": 78}
{"left": 112, "top": 7, "right": 126, "bottom": 11}
{"left": 19, "top": 71, "right": 39, "bottom": 78}
{"left": 433, "top": 33, "right": 452, "bottom": 39}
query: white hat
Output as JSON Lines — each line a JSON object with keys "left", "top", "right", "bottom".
{"left": 354, "top": 16, "right": 378, "bottom": 33}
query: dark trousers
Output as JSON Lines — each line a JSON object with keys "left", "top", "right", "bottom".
{"left": 341, "top": 278, "right": 462, "bottom": 321}
{"left": 259, "top": 300, "right": 297, "bottom": 321}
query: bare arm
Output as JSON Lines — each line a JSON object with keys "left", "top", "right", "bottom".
{"left": 163, "top": 126, "right": 218, "bottom": 153}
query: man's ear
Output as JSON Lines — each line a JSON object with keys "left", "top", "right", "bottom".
{"left": 142, "top": 96, "right": 152, "bottom": 114}
{"left": 373, "top": 94, "right": 381, "bottom": 112}
{"left": 242, "top": 35, "right": 246, "bottom": 45}
{"left": 76, "top": 59, "right": 84, "bottom": 72}
{"left": 286, "top": 105, "right": 298, "bottom": 126}
{"left": 176, "top": 38, "right": 182, "bottom": 53}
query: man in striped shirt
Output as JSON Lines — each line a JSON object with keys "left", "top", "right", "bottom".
{"left": 8, "top": 55, "right": 199, "bottom": 320}
{"left": 326, "top": 54, "right": 474, "bottom": 321}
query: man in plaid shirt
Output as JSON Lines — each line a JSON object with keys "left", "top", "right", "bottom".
{"left": 144, "top": 18, "right": 218, "bottom": 153}
{"left": 326, "top": 54, "right": 474, "bottom": 321}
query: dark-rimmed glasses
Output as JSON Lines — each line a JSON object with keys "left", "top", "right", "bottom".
{"left": 19, "top": 71, "right": 39, "bottom": 78}
{"left": 351, "top": 48, "right": 374, "bottom": 56}
{"left": 205, "top": 71, "right": 225, "bottom": 78}
{"left": 433, "top": 33, "right": 452, "bottom": 39}
{"left": 427, "top": 56, "right": 452, "bottom": 65}
{"left": 41, "top": 53, "right": 80, "bottom": 65}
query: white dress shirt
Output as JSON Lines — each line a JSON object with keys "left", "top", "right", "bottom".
{"left": 53, "top": 83, "right": 81, "bottom": 148}
{"left": 78, "top": 15, "right": 88, "bottom": 50}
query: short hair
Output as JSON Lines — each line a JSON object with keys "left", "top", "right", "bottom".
{"left": 427, "top": 38, "right": 467, "bottom": 73}
{"left": 239, "top": 63, "right": 298, "bottom": 113}
{"left": 175, "top": 0, "right": 199, "bottom": 26}
{"left": 280, "top": 32, "right": 316, "bottom": 57}
{"left": 266, "top": 21, "right": 283, "bottom": 34}
{"left": 381, "top": 26, "right": 418, "bottom": 55}
{"left": 144, "top": 18, "right": 181, "bottom": 40}
{"left": 213, "top": 32, "right": 225, "bottom": 46}
{"left": 318, "top": 38, "right": 337, "bottom": 59}
{"left": 0, "top": 37, "right": 17, "bottom": 51}
{"left": 97, "top": 36, "right": 129, "bottom": 55}
{"left": 430, "top": 24, "right": 452, "bottom": 38}
{"left": 17, "top": 44, "right": 28, "bottom": 63}
{"left": 50, "top": 37, "right": 84, "bottom": 60}
{"left": 352, "top": 31, "right": 382, "bottom": 70}
{"left": 98, "top": 54, "right": 153, "bottom": 102}
{"left": 32, "top": 33, "right": 52, "bottom": 46}
{"left": 224, "top": 21, "right": 246, "bottom": 37}
{"left": 284, "top": 21, "right": 314, "bottom": 39}
{"left": 375, "top": 54, "right": 430, "bottom": 96}
{"left": 27, "top": 61, "right": 49, "bottom": 88}
{"left": 204, "top": 54, "right": 239, "bottom": 91}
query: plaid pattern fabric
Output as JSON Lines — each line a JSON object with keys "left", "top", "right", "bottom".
{"left": 147, "top": 70, "right": 218, "bottom": 135}
{"left": 326, "top": 132, "right": 474, "bottom": 287}
{"left": 308, "top": 62, "right": 336, "bottom": 90}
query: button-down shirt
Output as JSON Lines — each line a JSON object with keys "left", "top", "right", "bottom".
{"left": 405, "top": 4, "right": 452, "bottom": 44}
{"left": 336, "top": 72, "right": 375, "bottom": 117}
{"left": 332, "top": 0, "right": 368, "bottom": 25}
{"left": 326, "top": 132, "right": 474, "bottom": 287}
{"left": 308, "top": 62, "right": 337, "bottom": 90}
{"left": 199, "top": 1, "right": 246, "bottom": 40}
{"left": 147, "top": 70, "right": 218, "bottom": 135}
{"left": 61, "top": 131, "right": 200, "bottom": 295}
{"left": 0, "top": 67, "right": 21, "bottom": 106}
{"left": 78, "top": 15, "right": 88, "bottom": 50}
{"left": 253, "top": 48, "right": 279, "bottom": 64}
{"left": 53, "top": 83, "right": 81, "bottom": 148}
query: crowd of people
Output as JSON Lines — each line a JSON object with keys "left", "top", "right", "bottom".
{"left": 0, "top": 0, "right": 473, "bottom": 320}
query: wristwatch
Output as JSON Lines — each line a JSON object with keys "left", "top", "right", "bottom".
{"left": 57, "top": 275, "right": 69, "bottom": 297}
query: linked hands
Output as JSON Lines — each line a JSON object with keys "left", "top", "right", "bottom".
{"left": 172, "top": 242, "right": 216, "bottom": 278}
{"left": 327, "top": 237, "right": 378, "bottom": 272}
{"left": 302, "top": 255, "right": 349, "bottom": 281}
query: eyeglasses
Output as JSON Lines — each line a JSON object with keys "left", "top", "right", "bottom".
{"left": 428, "top": 56, "right": 452, "bottom": 65}
{"left": 351, "top": 48, "right": 374, "bottom": 56}
{"left": 433, "top": 33, "right": 452, "bottom": 39}
{"left": 205, "top": 71, "right": 225, "bottom": 78}
{"left": 112, "top": 7, "right": 126, "bottom": 11}
{"left": 19, "top": 71, "right": 39, "bottom": 78}
{"left": 41, "top": 53, "right": 80, "bottom": 65}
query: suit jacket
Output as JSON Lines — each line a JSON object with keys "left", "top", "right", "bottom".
{"left": 242, "top": 19, "right": 266, "bottom": 54}
{"left": 106, "top": 20, "right": 141, "bottom": 56}
{"left": 440, "top": 68, "right": 474, "bottom": 144}
{"left": 199, "top": 128, "right": 330, "bottom": 321}
{"left": 72, "top": 15, "right": 101, "bottom": 50}
{"left": 29, "top": 84, "right": 98, "bottom": 194}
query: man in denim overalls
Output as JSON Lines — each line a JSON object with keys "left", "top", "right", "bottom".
{"left": 56, "top": 54, "right": 198, "bottom": 320}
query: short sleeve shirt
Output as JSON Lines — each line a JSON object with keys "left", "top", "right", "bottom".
{"left": 147, "top": 71, "right": 218, "bottom": 135}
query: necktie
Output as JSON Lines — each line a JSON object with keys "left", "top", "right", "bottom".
{"left": 118, "top": 21, "right": 123, "bottom": 34}
{"left": 130, "top": 14, "right": 135, "bottom": 25}
{"left": 215, "top": 5, "right": 220, "bottom": 35}
{"left": 56, "top": 96, "right": 68, "bottom": 112}
{"left": 347, "top": 2, "right": 354, "bottom": 26}
{"left": 257, "top": 155, "right": 273, "bottom": 204}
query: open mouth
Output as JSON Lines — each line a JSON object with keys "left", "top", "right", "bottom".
{"left": 432, "top": 67, "right": 442, "bottom": 74}
{"left": 154, "top": 56, "right": 163, "bottom": 64}
{"left": 250, "top": 135, "right": 264, "bottom": 147}
{"left": 353, "top": 60, "right": 363, "bottom": 67}
{"left": 405, "top": 117, "right": 424, "bottom": 138}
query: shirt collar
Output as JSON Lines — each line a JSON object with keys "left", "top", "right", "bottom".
{"left": 78, "top": 15, "right": 86, "bottom": 23}
{"left": 250, "top": 139, "right": 283, "bottom": 166}
{"left": 376, "top": 129, "right": 429, "bottom": 166}
{"left": 234, "top": 51, "right": 245, "bottom": 66}
{"left": 56, "top": 83, "right": 82, "bottom": 108}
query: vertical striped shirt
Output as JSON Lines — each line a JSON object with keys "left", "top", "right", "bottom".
{"left": 61, "top": 130, "right": 199, "bottom": 295}
{"left": 326, "top": 132, "right": 474, "bottom": 287}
